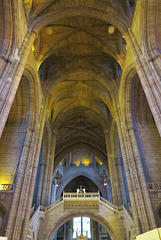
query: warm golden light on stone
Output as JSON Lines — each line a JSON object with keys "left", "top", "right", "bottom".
{"left": 82, "top": 158, "right": 91, "bottom": 166}
{"left": 46, "top": 27, "right": 53, "bottom": 36}
{"left": 95, "top": 157, "right": 103, "bottom": 165}
{"left": 0, "top": 1, "right": 161, "bottom": 239}
{"left": 108, "top": 25, "right": 115, "bottom": 35}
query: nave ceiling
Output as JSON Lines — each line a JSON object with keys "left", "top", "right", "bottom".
{"left": 23, "top": 0, "right": 136, "bottom": 168}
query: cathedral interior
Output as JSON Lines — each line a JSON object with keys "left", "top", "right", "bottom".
{"left": 0, "top": 0, "right": 161, "bottom": 239}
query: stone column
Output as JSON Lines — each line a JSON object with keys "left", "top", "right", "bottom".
{"left": 69, "top": 220, "right": 72, "bottom": 240}
{"left": 105, "top": 132, "right": 125, "bottom": 206}
{"left": 115, "top": 108, "right": 156, "bottom": 234}
{"left": 63, "top": 222, "right": 66, "bottom": 240}
{"left": 106, "top": 175, "right": 112, "bottom": 202}
{"left": 66, "top": 154, "right": 71, "bottom": 169}
{"left": 124, "top": 29, "right": 161, "bottom": 136}
{"left": 21, "top": 100, "right": 48, "bottom": 240}
{"left": 5, "top": 98, "right": 48, "bottom": 240}
{"left": 6, "top": 128, "right": 38, "bottom": 240}
{"left": 0, "top": 31, "right": 37, "bottom": 137}
{"left": 95, "top": 222, "right": 100, "bottom": 240}
{"left": 0, "top": 0, "right": 21, "bottom": 77}
{"left": 41, "top": 131, "right": 57, "bottom": 206}
{"left": 92, "top": 154, "right": 96, "bottom": 169}
{"left": 35, "top": 157, "right": 46, "bottom": 208}
{"left": 51, "top": 181, "right": 57, "bottom": 203}
{"left": 91, "top": 220, "right": 96, "bottom": 240}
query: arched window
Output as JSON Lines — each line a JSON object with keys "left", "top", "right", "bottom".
{"left": 73, "top": 217, "right": 91, "bottom": 238}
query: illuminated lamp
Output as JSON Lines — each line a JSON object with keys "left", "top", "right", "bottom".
{"left": 108, "top": 25, "right": 115, "bottom": 35}
{"left": 54, "top": 171, "right": 60, "bottom": 187}
{"left": 102, "top": 170, "right": 109, "bottom": 186}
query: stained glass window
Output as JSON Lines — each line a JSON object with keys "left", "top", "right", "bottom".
{"left": 73, "top": 217, "right": 81, "bottom": 238}
{"left": 73, "top": 217, "right": 91, "bottom": 239}
{"left": 82, "top": 217, "right": 91, "bottom": 238}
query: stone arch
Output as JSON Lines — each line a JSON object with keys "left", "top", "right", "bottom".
{"left": 0, "top": 0, "right": 21, "bottom": 84}
{"left": 54, "top": 105, "right": 108, "bottom": 131}
{"left": 5, "top": 64, "right": 42, "bottom": 239}
{"left": 0, "top": 72, "right": 34, "bottom": 185}
{"left": 23, "top": 65, "right": 41, "bottom": 128}
{"left": 48, "top": 79, "right": 113, "bottom": 118}
{"left": 140, "top": 0, "right": 161, "bottom": 59}
{"left": 54, "top": 143, "right": 107, "bottom": 170}
{"left": 53, "top": 106, "right": 108, "bottom": 170}
{"left": 120, "top": 66, "right": 146, "bottom": 171}
{"left": 56, "top": 171, "right": 107, "bottom": 199}
{"left": 31, "top": 4, "right": 130, "bottom": 34}
{"left": 38, "top": 36, "right": 123, "bottom": 69}
{"left": 130, "top": 73, "right": 155, "bottom": 126}
{"left": 129, "top": 70, "right": 161, "bottom": 182}
{"left": 44, "top": 62, "right": 116, "bottom": 100}
{"left": 0, "top": 62, "right": 41, "bottom": 186}
{"left": 119, "top": 64, "right": 136, "bottom": 121}
{"left": 0, "top": 1, "right": 14, "bottom": 60}
{"left": 46, "top": 212, "right": 117, "bottom": 240}
{"left": 118, "top": 64, "right": 159, "bottom": 232}
{"left": 139, "top": 0, "right": 161, "bottom": 98}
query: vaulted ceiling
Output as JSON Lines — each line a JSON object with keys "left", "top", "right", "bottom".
{"left": 25, "top": 0, "right": 135, "bottom": 166}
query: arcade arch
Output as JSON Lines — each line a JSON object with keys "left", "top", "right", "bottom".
{"left": 50, "top": 214, "right": 115, "bottom": 240}
{"left": 37, "top": 207, "right": 125, "bottom": 240}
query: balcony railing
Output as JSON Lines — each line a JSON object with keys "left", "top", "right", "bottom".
{"left": 63, "top": 191, "right": 100, "bottom": 199}
{"left": 100, "top": 196, "right": 117, "bottom": 211}
{"left": 45, "top": 192, "right": 132, "bottom": 218}
{"left": 46, "top": 197, "right": 63, "bottom": 211}
{"left": 46, "top": 192, "right": 100, "bottom": 211}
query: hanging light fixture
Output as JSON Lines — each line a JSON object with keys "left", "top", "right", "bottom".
{"left": 102, "top": 170, "right": 109, "bottom": 186}
{"left": 54, "top": 170, "right": 60, "bottom": 187}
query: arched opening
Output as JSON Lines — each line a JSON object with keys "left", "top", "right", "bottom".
{"left": 130, "top": 74, "right": 161, "bottom": 183}
{"left": 50, "top": 150, "right": 112, "bottom": 203}
{"left": 130, "top": 74, "right": 161, "bottom": 227}
{"left": 53, "top": 217, "right": 112, "bottom": 240}
{"left": 63, "top": 176, "right": 100, "bottom": 194}
{"left": 0, "top": 75, "right": 30, "bottom": 186}
{"left": 38, "top": 212, "right": 117, "bottom": 240}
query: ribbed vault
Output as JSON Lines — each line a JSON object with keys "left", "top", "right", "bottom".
{"left": 29, "top": 0, "right": 131, "bottom": 191}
